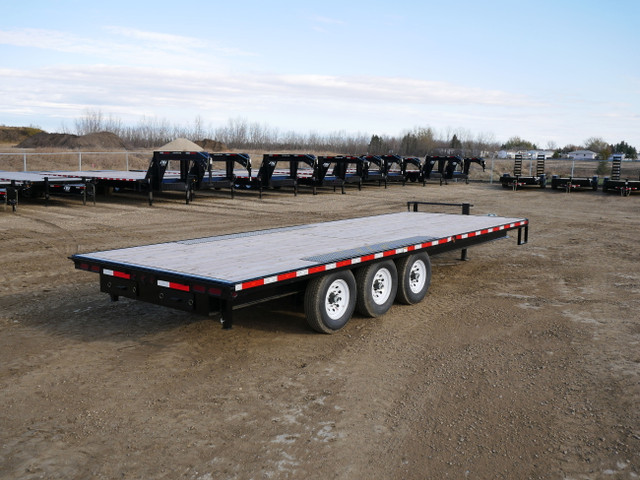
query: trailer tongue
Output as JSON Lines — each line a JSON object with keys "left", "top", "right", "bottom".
{"left": 70, "top": 207, "right": 529, "bottom": 333}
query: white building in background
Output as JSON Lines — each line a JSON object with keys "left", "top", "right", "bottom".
{"left": 497, "top": 150, "right": 516, "bottom": 159}
{"left": 568, "top": 150, "right": 598, "bottom": 160}
{"left": 528, "top": 150, "right": 555, "bottom": 159}
{"left": 497, "top": 149, "right": 555, "bottom": 159}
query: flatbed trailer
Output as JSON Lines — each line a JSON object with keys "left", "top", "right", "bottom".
{"left": 70, "top": 204, "right": 529, "bottom": 333}
{"left": 602, "top": 155, "right": 640, "bottom": 196}
{"left": 379, "top": 154, "right": 406, "bottom": 183}
{"left": 48, "top": 152, "right": 251, "bottom": 204}
{"left": 550, "top": 174, "right": 598, "bottom": 192}
{"left": 234, "top": 154, "right": 317, "bottom": 197}
{"left": 0, "top": 171, "right": 94, "bottom": 210}
{"left": 602, "top": 177, "right": 640, "bottom": 196}
{"left": 203, "top": 152, "right": 252, "bottom": 198}
{"left": 500, "top": 154, "right": 547, "bottom": 190}
{"left": 422, "top": 156, "right": 467, "bottom": 185}
{"left": 360, "top": 155, "right": 387, "bottom": 186}
{"left": 435, "top": 156, "right": 485, "bottom": 185}
{"left": 298, "top": 155, "right": 363, "bottom": 194}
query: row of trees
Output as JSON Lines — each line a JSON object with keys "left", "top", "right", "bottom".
{"left": 69, "top": 109, "right": 638, "bottom": 159}
{"left": 500, "top": 136, "right": 638, "bottom": 160}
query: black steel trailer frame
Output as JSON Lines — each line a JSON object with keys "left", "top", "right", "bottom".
{"left": 500, "top": 154, "right": 547, "bottom": 190}
{"left": 233, "top": 153, "right": 317, "bottom": 197}
{"left": 360, "top": 155, "right": 387, "bottom": 187}
{"left": 379, "top": 154, "right": 406, "bottom": 184}
{"left": 402, "top": 157, "right": 424, "bottom": 185}
{"left": 47, "top": 151, "right": 252, "bottom": 205}
{"left": 602, "top": 155, "right": 640, "bottom": 196}
{"left": 199, "top": 152, "right": 252, "bottom": 199}
{"left": 70, "top": 203, "right": 529, "bottom": 334}
{"left": 146, "top": 150, "right": 212, "bottom": 204}
{"left": 602, "top": 177, "right": 640, "bottom": 196}
{"left": 422, "top": 155, "right": 471, "bottom": 185}
{"left": 0, "top": 172, "right": 96, "bottom": 211}
{"left": 550, "top": 175, "right": 598, "bottom": 192}
{"left": 298, "top": 155, "right": 364, "bottom": 194}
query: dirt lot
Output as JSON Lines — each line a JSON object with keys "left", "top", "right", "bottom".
{"left": 1, "top": 182, "right": 639, "bottom": 479}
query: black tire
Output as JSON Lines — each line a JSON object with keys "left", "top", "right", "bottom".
{"left": 395, "top": 253, "right": 432, "bottom": 305}
{"left": 355, "top": 260, "right": 398, "bottom": 317}
{"left": 304, "top": 270, "right": 357, "bottom": 334}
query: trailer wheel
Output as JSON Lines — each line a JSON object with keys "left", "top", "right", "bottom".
{"left": 355, "top": 260, "right": 398, "bottom": 317}
{"left": 305, "top": 271, "right": 356, "bottom": 334}
{"left": 395, "top": 253, "right": 431, "bottom": 305}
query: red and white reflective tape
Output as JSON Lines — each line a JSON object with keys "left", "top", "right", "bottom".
{"left": 234, "top": 236, "right": 459, "bottom": 292}
{"left": 103, "top": 268, "right": 130, "bottom": 279}
{"left": 100, "top": 219, "right": 527, "bottom": 295}
{"left": 234, "top": 220, "right": 527, "bottom": 292}
{"left": 157, "top": 279, "right": 190, "bottom": 292}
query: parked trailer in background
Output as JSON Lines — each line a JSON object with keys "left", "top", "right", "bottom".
{"left": 602, "top": 154, "right": 640, "bottom": 196}
{"left": 0, "top": 171, "right": 95, "bottom": 211}
{"left": 402, "top": 157, "right": 424, "bottom": 184}
{"left": 1, "top": 184, "right": 8, "bottom": 210}
{"left": 435, "top": 156, "right": 485, "bottom": 185}
{"left": 379, "top": 154, "right": 407, "bottom": 184}
{"left": 500, "top": 154, "right": 546, "bottom": 189}
{"left": 203, "top": 152, "right": 252, "bottom": 198}
{"left": 550, "top": 174, "right": 598, "bottom": 192}
{"left": 360, "top": 155, "right": 387, "bottom": 187}
{"left": 233, "top": 153, "right": 317, "bottom": 197}
{"left": 422, "top": 156, "right": 464, "bottom": 185}
{"left": 302, "top": 155, "right": 364, "bottom": 194}
{"left": 70, "top": 203, "right": 529, "bottom": 333}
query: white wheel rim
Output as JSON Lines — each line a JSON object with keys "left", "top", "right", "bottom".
{"left": 371, "top": 267, "right": 392, "bottom": 305}
{"left": 325, "top": 279, "right": 350, "bottom": 320}
{"left": 409, "top": 260, "right": 427, "bottom": 294}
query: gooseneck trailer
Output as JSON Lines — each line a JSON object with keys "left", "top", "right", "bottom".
{"left": 70, "top": 204, "right": 529, "bottom": 333}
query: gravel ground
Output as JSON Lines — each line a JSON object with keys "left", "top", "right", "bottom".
{"left": 1, "top": 181, "right": 639, "bottom": 479}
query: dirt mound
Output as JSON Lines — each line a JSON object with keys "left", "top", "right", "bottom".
{"left": 196, "top": 138, "right": 227, "bottom": 152}
{"left": 158, "top": 138, "right": 203, "bottom": 152}
{"left": 17, "top": 131, "right": 129, "bottom": 150}
{"left": 0, "top": 126, "right": 45, "bottom": 145}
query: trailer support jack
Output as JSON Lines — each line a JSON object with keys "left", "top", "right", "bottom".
{"left": 220, "top": 302, "right": 233, "bottom": 330}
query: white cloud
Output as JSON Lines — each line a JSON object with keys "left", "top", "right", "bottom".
{"left": 0, "top": 64, "right": 536, "bottom": 117}
{"left": 0, "top": 27, "right": 253, "bottom": 71}
{"left": 0, "top": 28, "right": 110, "bottom": 56}
{"left": 102, "top": 26, "right": 206, "bottom": 49}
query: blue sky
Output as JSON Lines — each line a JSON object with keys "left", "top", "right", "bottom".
{"left": 1, "top": 0, "right": 639, "bottom": 149}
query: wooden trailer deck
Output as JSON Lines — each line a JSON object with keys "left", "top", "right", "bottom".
{"left": 0, "top": 170, "right": 87, "bottom": 185}
{"left": 0, "top": 171, "right": 93, "bottom": 209}
{"left": 73, "top": 211, "right": 527, "bottom": 289}
{"left": 71, "top": 210, "right": 528, "bottom": 331}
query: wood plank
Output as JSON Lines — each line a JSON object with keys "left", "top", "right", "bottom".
{"left": 75, "top": 212, "right": 526, "bottom": 284}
